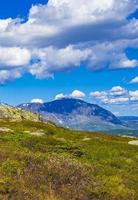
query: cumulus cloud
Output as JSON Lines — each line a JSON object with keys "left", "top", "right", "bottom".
{"left": 90, "top": 86, "right": 128, "bottom": 103}
{"left": 118, "top": 58, "right": 138, "bottom": 68}
{"left": 130, "top": 76, "right": 138, "bottom": 84}
{"left": 90, "top": 86, "right": 138, "bottom": 105}
{"left": 70, "top": 90, "right": 86, "bottom": 99}
{"left": 54, "top": 93, "right": 66, "bottom": 100}
{"left": 110, "top": 86, "right": 127, "bottom": 96}
{"left": 90, "top": 86, "right": 132, "bottom": 105}
{"left": 0, "top": 70, "right": 21, "bottom": 84}
{"left": 31, "top": 99, "right": 44, "bottom": 104}
{"left": 90, "top": 91, "right": 107, "bottom": 101}
{"left": 39, "top": 0, "right": 137, "bottom": 27}
{"left": 0, "top": 0, "right": 138, "bottom": 83}
{"left": 108, "top": 97, "right": 129, "bottom": 104}
{"left": 54, "top": 90, "right": 85, "bottom": 100}
{"left": 0, "top": 47, "right": 31, "bottom": 68}
{"left": 129, "top": 90, "right": 138, "bottom": 101}
{"left": 29, "top": 45, "right": 92, "bottom": 78}
{"left": 0, "top": 18, "right": 14, "bottom": 32}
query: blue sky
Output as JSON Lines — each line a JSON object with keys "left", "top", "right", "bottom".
{"left": 0, "top": 0, "right": 138, "bottom": 116}
{"left": 0, "top": 0, "right": 48, "bottom": 19}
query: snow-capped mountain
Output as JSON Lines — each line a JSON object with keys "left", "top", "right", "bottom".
{"left": 18, "top": 98, "right": 123, "bottom": 131}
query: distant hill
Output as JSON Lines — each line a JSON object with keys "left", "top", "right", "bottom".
{"left": 0, "top": 104, "right": 41, "bottom": 122}
{"left": 119, "top": 116, "right": 138, "bottom": 121}
{"left": 18, "top": 98, "right": 123, "bottom": 131}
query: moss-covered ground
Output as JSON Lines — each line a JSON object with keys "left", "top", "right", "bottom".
{"left": 0, "top": 120, "right": 138, "bottom": 200}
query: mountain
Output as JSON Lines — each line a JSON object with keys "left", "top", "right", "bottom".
{"left": 119, "top": 116, "right": 138, "bottom": 121}
{"left": 0, "top": 104, "right": 41, "bottom": 122}
{"left": 118, "top": 116, "right": 138, "bottom": 136}
{"left": 18, "top": 98, "right": 123, "bottom": 131}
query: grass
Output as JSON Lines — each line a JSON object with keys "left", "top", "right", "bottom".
{"left": 0, "top": 120, "right": 138, "bottom": 200}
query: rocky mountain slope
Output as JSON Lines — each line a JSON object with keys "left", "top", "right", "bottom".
{"left": 0, "top": 104, "right": 41, "bottom": 122}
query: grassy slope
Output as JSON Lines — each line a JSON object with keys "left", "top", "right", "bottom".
{"left": 0, "top": 120, "right": 138, "bottom": 200}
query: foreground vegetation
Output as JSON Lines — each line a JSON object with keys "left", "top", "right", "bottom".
{"left": 0, "top": 120, "right": 138, "bottom": 200}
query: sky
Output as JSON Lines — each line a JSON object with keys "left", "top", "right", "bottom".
{"left": 0, "top": 0, "right": 138, "bottom": 116}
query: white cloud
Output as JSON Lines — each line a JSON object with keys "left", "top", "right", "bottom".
{"left": 0, "top": 18, "right": 13, "bottom": 32}
{"left": 110, "top": 86, "right": 127, "bottom": 96}
{"left": 29, "top": 46, "right": 92, "bottom": 79}
{"left": 119, "top": 59, "right": 138, "bottom": 68}
{"left": 90, "top": 91, "right": 107, "bottom": 97}
{"left": 0, "top": 70, "right": 21, "bottom": 84}
{"left": 90, "top": 86, "right": 131, "bottom": 105}
{"left": 84, "top": 41, "right": 138, "bottom": 71}
{"left": 111, "top": 86, "right": 123, "bottom": 92}
{"left": 130, "top": 76, "right": 138, "bottom": 84}
{"left": 31, "top": 99, "right": 44, "bottom": 104}
{"left": 0, "top": 0, "right": 137, "bottom": 82}
{"left": 108, "top": 97, "right": 129, "bottom": 104}
{"left": 129, "top": 90, "right": 138, "bottom": 101}
{"left": 54, "top": 93, "right": 66, "bottom": 100}
{"left": 0, "top": 47, "right": 31, "bottom": 67}
{"left": 47, "top": 0, "right": 137, "bottom": 25}
{"left": 90, "top": 91, "right": 107, "bottom": 100}
{"left": 70, "top": 90, "right": 86, "bottom": 99}
{"left": 55, "top": 90, "right": 85, "bottom": 100}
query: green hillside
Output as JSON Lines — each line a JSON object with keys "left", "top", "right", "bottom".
{"left": 0, "top": 120, "right": 138, "bottom": 200}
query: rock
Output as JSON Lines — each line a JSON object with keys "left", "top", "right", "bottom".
{"left": 128, "top": 140, "right": 138, "bottom": 146}
{"left": 82, "top": 137, "right": 91, "bottom": 141}
{"left": 0, "top": 105, "right": 41, "bottom": 122}
{"left": 29, "top": 132, "right": 45, "bottom": 136}
{"left": 0, "top": 127, "right": 13, "bottom": 132}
